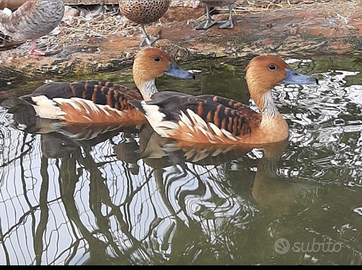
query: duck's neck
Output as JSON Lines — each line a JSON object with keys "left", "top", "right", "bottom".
{"left": 253, "top": 90, "right": 289, "bottom": 142}
{"left": 259, "top": 91, "right": 280, "bottom": 122}
{"left": 137, "top": 79, "right": 158, "bottom": 101}
{"left": 252, "top": 90, "right": 282, "bottom": 126}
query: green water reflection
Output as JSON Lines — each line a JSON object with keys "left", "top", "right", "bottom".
{"left": 0, "top": 55, "right": 362, "bottom": 265}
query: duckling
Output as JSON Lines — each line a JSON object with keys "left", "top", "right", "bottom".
{"left": 130, "top": 55, "right": 318, "bottom": 145}
{"left": 196, "top": 0, "right": 236, "bottom": 30}
{"left": 0, "top": 0, "right": 64, "bottom": 56}
{"left": 118, "top": 0, "right": 170, "bottom": 47}
{"left": 19, "top": 47, "right": 194, "bottom": 127}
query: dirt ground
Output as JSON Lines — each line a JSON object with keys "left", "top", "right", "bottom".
{"left": 0, "top": 0, "right": 362, "bottom": 88}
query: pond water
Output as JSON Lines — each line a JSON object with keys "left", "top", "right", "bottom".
{"left": 0, "top": 55, "right": 362, "bottom": 265}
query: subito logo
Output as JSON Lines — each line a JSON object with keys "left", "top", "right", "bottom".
{"left": 274, "top": 238, "right": 290, "bottom": 254}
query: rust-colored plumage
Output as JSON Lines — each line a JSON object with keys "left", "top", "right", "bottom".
{"left": 130, "top": 55, "right": 318, "bottom": 145}
{"left": 55, "top": 98, "right": 146, "bottom": 126}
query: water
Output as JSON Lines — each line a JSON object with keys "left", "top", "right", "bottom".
{"left": 0, "top": 55, "right": 362, "bottom": 265}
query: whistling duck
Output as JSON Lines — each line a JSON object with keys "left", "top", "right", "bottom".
{"left": 196, "top": 0, "right": 236, "bottom": 30}
{"left": 130, "top": 55, "right": 318, "bottom": 145}
{"left": 0, "top": 0, "right": 64, "bottom": 56}
{"left": 118, "top": 0, "right": 170, "bottom": 47}
{"left": 19, "top": 47, "right": 194, "bottom": 126}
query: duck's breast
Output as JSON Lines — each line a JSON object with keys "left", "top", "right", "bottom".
{"left": 119, "top": 0, "right": 170, "bottom": 25}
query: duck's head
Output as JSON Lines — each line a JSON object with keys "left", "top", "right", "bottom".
{"left": 133, "top": 48, "right": 195, "bottom": 100}
{"left": 245, "top": 55, "right": 318, "bottom": 98}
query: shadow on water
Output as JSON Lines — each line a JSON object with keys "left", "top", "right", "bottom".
{"left": 0, "top": 55, "right": 362, "bottom": 265}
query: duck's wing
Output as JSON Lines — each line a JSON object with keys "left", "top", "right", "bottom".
{"left": 130, "top": 91, "right": 262, "bottom": 144}
{"left": 20, "top": 80, "right": 145, "bottom": 126}
{"left": 28, "top": 80, "right": 142, "bottom": 108}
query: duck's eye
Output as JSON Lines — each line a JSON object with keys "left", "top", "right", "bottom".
{"left": 154, "top": 56, "right": 161, "bottom": 62}
{"left": 269, "top": 64, "right": 277, "bottom": 71}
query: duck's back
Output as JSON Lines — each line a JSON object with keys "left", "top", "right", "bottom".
{"left": 26, "top": 80, "right": 142, "bottom": 110}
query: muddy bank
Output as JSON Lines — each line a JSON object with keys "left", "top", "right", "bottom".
{"left": 0, "top": 0, "right": 361, "bottom": 90}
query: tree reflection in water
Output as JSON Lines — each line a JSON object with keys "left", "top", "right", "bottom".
{"left": 0, "top": 101, "right": 319, "bottom": 265}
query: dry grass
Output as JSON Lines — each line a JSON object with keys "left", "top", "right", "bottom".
{"left": 1, "top": 0, "right": 359, "bottom": 62}
{"left": 48, "top": 0, "right": 335, "bottom": 49}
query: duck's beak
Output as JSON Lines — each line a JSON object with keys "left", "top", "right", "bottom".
{"left": 283, "top": 68, "right": 318, "bottom": 85}
{"left": 164, "top": 62, "right": 195, "bottom": 80}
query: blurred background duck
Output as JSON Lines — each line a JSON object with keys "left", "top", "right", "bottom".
{"left": 130, "top": 55, "right": 318, "bottom": 145}
{"left": 0, "top": 0, "right": 64, "bottom": 56}
{"left": 18, "top": 47, "right": 194, "bottom": 127}
{"left": 196, "top": 0, "right": 236, "bottom": 30}
{"left": 0, "top": 1, "right": 26, "bottom": 10}
{"left": 118, "top": 0, "right": 170, "bottom": 47}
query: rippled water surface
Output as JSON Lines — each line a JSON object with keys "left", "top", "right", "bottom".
{"left": 0, "top": 55, "right": 362, "bottom": 265}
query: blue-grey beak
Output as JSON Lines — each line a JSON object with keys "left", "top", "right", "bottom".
{"left": 283, "top": 68, "right": 318, "bottom": 85}
{"left": 164, "top": 62, "right": 195, "bottom": 80}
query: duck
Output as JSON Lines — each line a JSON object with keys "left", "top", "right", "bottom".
{"left": 118, "top": 0, "right": 170, "bottom": 47}
{"left": 196, "top": 0, "right": 236, "bottom": 30}
{"left": 19, "top": 47, "right": 195, "bottom": 127}
{"left": 0, "top": 0, "right": 64, "bottom": 56}
{"left": 130, "top": 55, "right": 318, "bottom": 145}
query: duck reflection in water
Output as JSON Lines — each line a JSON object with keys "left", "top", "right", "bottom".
{"left": 1, "top": 98, "right": 319, "bottom": 264}
{"left": 5, "top": 97, "right": 320, "bottom": 215}
{"left": 114, "top": 123, "right": 320, "bottom": 216}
